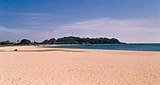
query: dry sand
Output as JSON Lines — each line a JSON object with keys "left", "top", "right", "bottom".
{"left": 0, "top": 46, "right": 160, "bottom": 85}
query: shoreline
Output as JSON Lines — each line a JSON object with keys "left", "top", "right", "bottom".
{"left": 0, "top": 45, "right": 160, "bottom": 53}
{"left": 41, "top": 44, "right": 160, "bottom": 53}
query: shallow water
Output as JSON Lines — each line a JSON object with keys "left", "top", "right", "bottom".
{"left": 43, "top": 44, "right": 160, "bottom": 52}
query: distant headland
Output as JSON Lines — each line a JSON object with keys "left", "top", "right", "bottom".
{"left": 0, "top": 36, "right": 126, "bottom": 46}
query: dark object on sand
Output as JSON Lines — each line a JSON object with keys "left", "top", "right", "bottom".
{"left": 14, "top": 49, "right": 18, "bottom": 52}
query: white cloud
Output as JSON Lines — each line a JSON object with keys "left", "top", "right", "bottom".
{"left": 0, "top": 25, "right": 25, "bottom": 34}
{"left": 0, "top": 17, "right": 160, "bottom": 43}
{"left": 55, "top": 17, "right": 160, "bottom": 43}
{"left": 0, "top": 25, "right": 54, "bottom": 41}
{"left": 13, "top": 12, "right": 46, "bottom": 16}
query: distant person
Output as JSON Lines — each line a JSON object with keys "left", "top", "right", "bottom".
{"left": 14, "top": 49, "right": 18, "bottom": 52}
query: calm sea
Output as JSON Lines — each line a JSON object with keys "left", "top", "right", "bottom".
{"left": 43, "top": 44, "right": 160, "bottom": 52}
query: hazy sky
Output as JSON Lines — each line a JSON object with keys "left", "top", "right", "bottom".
{"left": 0, "top": 0, "right": 160, "bottom": 43}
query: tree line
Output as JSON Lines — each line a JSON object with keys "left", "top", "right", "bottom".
{"left": 0, "top": 36, "right": 126, "bottom": 46}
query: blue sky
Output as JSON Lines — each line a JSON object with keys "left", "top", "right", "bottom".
{"left": 0, "top": 0, "right": 160, "bottom": 43}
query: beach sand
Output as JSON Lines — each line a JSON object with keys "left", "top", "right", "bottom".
{"left": 0, "top": 46, "right": 160, "bottom": 85}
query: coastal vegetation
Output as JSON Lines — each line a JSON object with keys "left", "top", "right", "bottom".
{"left": 0, "top": 36, "right": 125, "bottom": 46}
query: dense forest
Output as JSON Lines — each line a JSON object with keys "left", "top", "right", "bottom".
{"left": 0, "top": 36, "right": 126, "bottom": 46}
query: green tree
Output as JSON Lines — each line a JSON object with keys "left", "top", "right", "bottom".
{"left": 19, "top": 39, "right": 31, "bottom": 45}
{"left": 49, "top": 38, "right": 56, "bottom": 44}
{"left": 0, "top": 40, "right": 12, "bottom": 45}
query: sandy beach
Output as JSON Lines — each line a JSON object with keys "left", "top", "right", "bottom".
{"left": 0, "top": 46, "right": 160, "bottom": 85}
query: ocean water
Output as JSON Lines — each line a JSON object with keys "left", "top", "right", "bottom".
{"left": 43, "top": 44, "right": 160, "bottom": 52}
